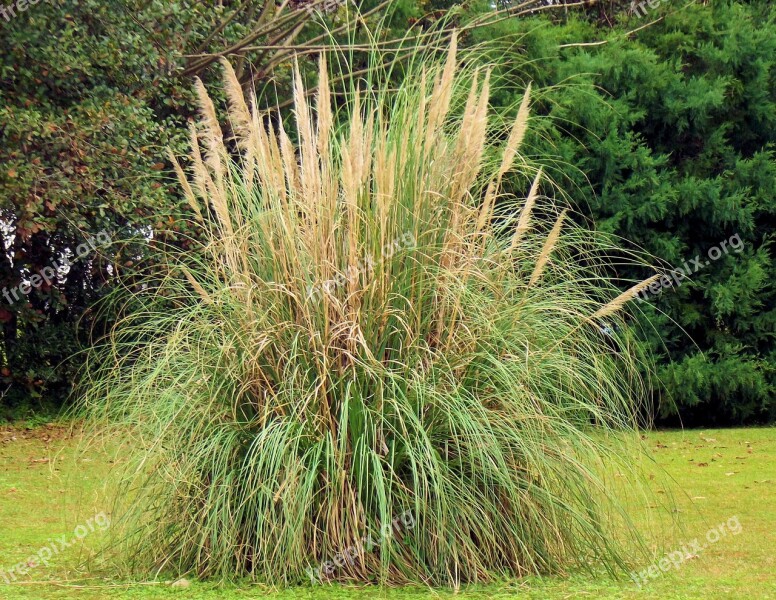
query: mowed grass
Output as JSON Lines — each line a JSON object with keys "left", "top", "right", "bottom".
{"left": 0, "top": 425, "right": 774, "bottom": 599}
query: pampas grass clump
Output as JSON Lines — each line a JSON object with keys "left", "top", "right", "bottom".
{"left": 83, "top": 37, "right": 655, "bottom": 586}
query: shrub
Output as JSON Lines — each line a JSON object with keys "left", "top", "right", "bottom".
{"left": 83, "top": 39, "right": 654, "bottom": 585}
{"left": 0, "top": 0, "right": 422, "bottom": 417}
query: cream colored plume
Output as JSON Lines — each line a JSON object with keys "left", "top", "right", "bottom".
{"left": 591, "top": 275, "right": 661, "bottom": 320}
{"left": 528, "top": 209, "right": 566, "bottom": 286}
{"left": 509, "top": 167, "right": 543, "bottom": 252}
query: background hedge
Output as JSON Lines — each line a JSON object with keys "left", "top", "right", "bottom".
{"left": 1, "top": 0, "right": 773, "bottom": 424}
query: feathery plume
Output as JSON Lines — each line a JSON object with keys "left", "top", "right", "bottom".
{"left": 528, "top": 209, "right": 566, "bottom": 286}
{"left": 452, "top": 70, "right": 489, "bottom": 203}
{"left": 591, "top": 275, "right": 660, "bottom": 320}
{"left": 188, "top": 123, "right": 211, "bottom": 202}
{"left": 478, "top": 84, "right": 533, "bottom": 234}
{"left": 316, "top": 53, "right": 332, "bottom": 157}
{"left": 181, "top": 266, "right": 213, "bottom": 305}
{"left": 220, "top": 58, "right": 252, "bottom": 148}
{"left": 498, "top": 83, "right": 532, "bottom": 179}
{"left": 167, "top": 148, "right": 203, "bottom": 222}
{"left": 426, "top": 30, "right": 458, "bottom": 141}
{"left": 193, "top": 77, "right": 227, "bottom": 184}
{"left": 193, "top": 77, "right": 232, "bottom": 234}
{"left": 509, "top": 167, "right": 543, "bottom": 252}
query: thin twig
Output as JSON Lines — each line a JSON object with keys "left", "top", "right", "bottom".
{"left": 558, "top": 17, "right": 663, "bottom": 48}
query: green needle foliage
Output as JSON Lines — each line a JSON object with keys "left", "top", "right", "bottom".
{"left": 82, "top": 36, "right": 657, "bottom": 586}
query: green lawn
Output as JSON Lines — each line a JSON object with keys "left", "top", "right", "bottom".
{"left": 0, "top": 425, "right": 774, "bottom": 599}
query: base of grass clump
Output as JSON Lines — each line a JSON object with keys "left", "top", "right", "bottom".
{"left": 81, "top": 36, "right": 657, "bottom": 586}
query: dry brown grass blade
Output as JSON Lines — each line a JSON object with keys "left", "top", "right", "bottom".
{"left": 278, "top": 116, "right": 301, "bottom": 197}
{"left": 416, "top": 68, "right": 428, "bottom": 143}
